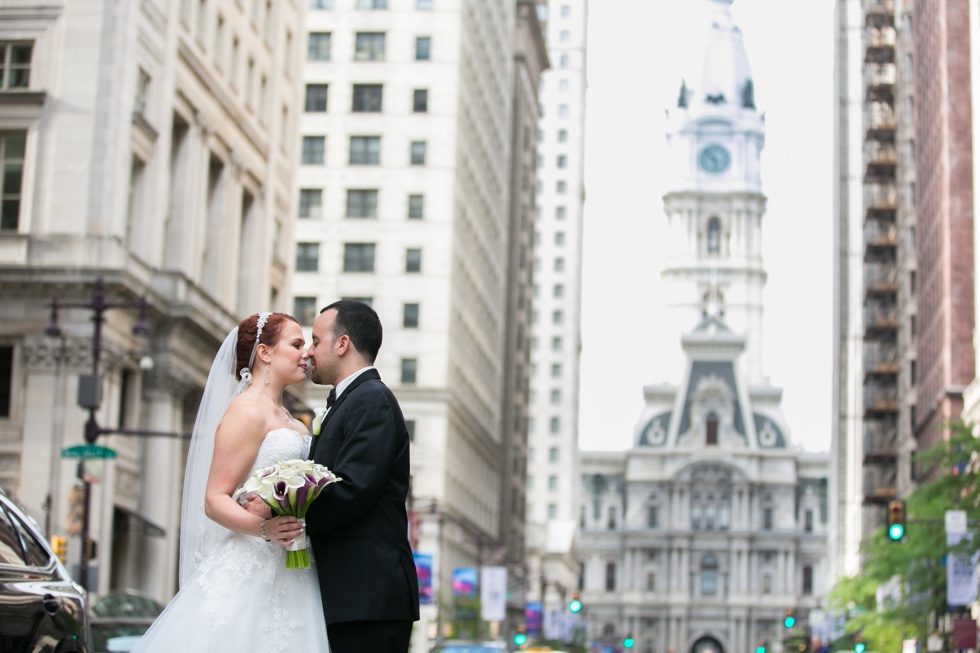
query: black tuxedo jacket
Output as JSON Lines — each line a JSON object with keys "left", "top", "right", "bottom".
{"left": 305, "top": 369, "right": 420, "bottom": 625}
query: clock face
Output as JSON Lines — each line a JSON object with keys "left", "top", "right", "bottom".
{"left": 699, "top": 145, "right": 730, "bottom": 174}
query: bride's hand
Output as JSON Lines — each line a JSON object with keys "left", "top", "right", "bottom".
{"left": 266, "top": 515, "right": 304, "bottom": 548}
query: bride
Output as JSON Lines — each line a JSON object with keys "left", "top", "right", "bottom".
{"left": 132, "top": 312, "right": 330, "bottom": 652}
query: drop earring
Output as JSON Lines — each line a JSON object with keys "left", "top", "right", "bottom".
{"left": 264, "top": 364, "right": 270, "bottom": 384}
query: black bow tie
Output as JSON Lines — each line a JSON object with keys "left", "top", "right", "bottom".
{"left": 326, "top": 388, "right": 337, "bottom": 410}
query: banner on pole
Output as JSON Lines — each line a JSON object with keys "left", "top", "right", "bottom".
{"left": 414, "top": 553, "right": 433, "bottom": 605}
{"left": 946, "top": 510, "right": 979, "bottom": 606}
{"left": 480, "top": 566, "right": 507, "bottom": 621}
{"left": 525, "top": 602, "right": 542, "bottom": 637}
{"left": 453, "top": 567, "right": 478, "bottom": 598}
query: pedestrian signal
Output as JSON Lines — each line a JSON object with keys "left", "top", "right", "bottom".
{"left": 568, "top": 591, "right": 583, "bottom": 613}
{"left": 784, "top": 610, "right": 796, "bottom": 629}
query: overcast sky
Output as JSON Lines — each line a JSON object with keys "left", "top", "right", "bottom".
{"left": 577, "top": 0, "right": 836, "bottom": 453}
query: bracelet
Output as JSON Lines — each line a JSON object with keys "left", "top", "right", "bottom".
{"left": 259, "top": 519, "right": 270, "bottom": 542}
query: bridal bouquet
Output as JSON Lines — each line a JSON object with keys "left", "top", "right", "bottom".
{"left": 234, "top": 459, "right": 342, "bottom": 569}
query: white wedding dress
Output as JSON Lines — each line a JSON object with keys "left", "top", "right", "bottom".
{"left": 131, "top": 429, "right": 330, "bottom": 652}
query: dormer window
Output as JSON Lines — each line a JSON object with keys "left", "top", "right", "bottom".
{"left": 707, "top": 217, "right": 721, "bottom": 254}
{"left": 706, "top": 413, "right": 719, "bottom": 445}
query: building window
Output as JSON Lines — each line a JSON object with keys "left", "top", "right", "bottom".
{"left": 0, "top": 43, "right": 33, "bottom": 90}
{"left": 410, "top": 141, "right": 427, "bottom": 165}
{"left": 561, "top": 4, "right": 571, "bottom": 17}
{"left": 357, "top": 0, "right": 387, "bottom": 8}
{"left": 763, "top": 507, "right": 773, "bottom": 530}
{"left": 763, "top": 575, "right": 772, "bottom": 594}
{"left": 803, "top": 565, "right": 813, "bottom": 595}
{"left": 354, "top": 32, "right": 386, "bottom": 61}
{"left": 548, "top": 475, "right": 558, "bottom": 491}
{"left": 405, "top": 248, "right": 422, "bottom": 273}
{"left": 706, "top": 414, "right": 718, "bottom": 445}
{"left": 401, "top": 358, "right": 417, "bottom": 384}
{"left": 352, "top": 84, "right": 383, "bottom": 112}
{"left": 647, "top": 505, "right": 658, "bottom": 528}
{"left": 299, "top": 189, "right": 323, "bottom": 219}
{"left": 550, "top": 417, "right": 560, "bottom": 433}
{"left": 560, "top": 54, "right": 569, "bottom": 68}
{"left": 349, "top": 136, "right": 381, "bottom": 165}
{"left": 346, "top": 189, "right": 378, "bottom": 218}
{"left": 557, "top": 155, "right": 567, "bottom": 168}
{"left": 557, "top": 180, "right": 566, "bottom": 193}
{"left": 551, "top": 364, "right": 561, "bottom": 378}
{"left": 343, "top": 243, "right": 376, "bottom": 272}
{"left": 310, "top": 0, "right": 333, "bottom": 8}
{"left": 707, "top": 217, "right": 721, "bottom": 254}
{"left": 554, "top": 257, "right": 564, "bottom": 272}
{"left": 552, "top": 310, "right": 563, "bottom": 325}
{"left": 558, "top": 104, "right": 569, "bottom": 117}
{"left": 403, "top": 303, "right": 420, "bottom": 328}
{"left": 556, "top": 206, "right": 566, "bottom": 219}
{"left": 408, "top": 194, "right": 424, "bottom": 219}
{"left": 413, "top": 89, "right": 428, "bottom": 112}
{"left": 558, "top": 129, "right": 568, "bottom": 142}
{"left": 293, "top": 297, "right": 317, "bottom": 326}
{"left": 134, "top": 69, "right": 151, "bottom": 117}
{"left": 555, "top": 231, "right": 565, "bottom": 246}
{"left": 548, "top": 503, "right": 557, "bottom": 519}
{"left": 405, "top": 419, "right": 416, "bottom": 441}
{"left": 417, "top": 0, "right": 433, "bottom": 8}
{"left": 308, "top": 32, "right": 331, "bottom": 60}
{"left": 305, "top": 84, "right": 328, "bottom": 112}
{"left": 549, "top": 447, "right": 559, "bottom": 462}
{"left": 605, "top": 562, "right": 616, "bottom": 591}
{"left": 415, "top": 36, "right": 431, "bottom": 60}
{"left": 550, "top": 389, "right": 561, "bottom": 404}
{"left": 295, "top": 242, "right": 319, "bottom": 272}
{"left": 804, "top": 509, "right": 813, "bottom": 533}
{"left": 551, "top": 336, "right": 562, "bottom": 350}
{"left": 646, "top": 572, "right": 656, "bottom": 591}
{"left": 0, "top": 132, "right": 25, "bottom": 231}
{"left": 302, "top": 136, "right": 325, "bottom": 165}
{"left": 0, "top": 345, "right": 11, "bottom": 417}
{"left": 700, "top": 555, "right": 718, "bottom": 595}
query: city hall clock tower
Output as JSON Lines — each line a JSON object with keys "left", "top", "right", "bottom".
{"left": 661, "top": 0, "right": 769, "bottom": 384}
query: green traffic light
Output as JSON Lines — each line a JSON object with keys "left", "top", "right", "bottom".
{"left": 888, "top": 523, "right": 905, "bottom": 541}
{"left": 623, "top": 637, "right": 635, "bottom": 649}
{"left": 514, "top": 633, "right": 527, "bottom": 646}
{"left": 756, "top": 648, "right": 766, "bottom": 653}
{"left": 568, "top": 599, "right": 583, "bottom": 613}
{"left": 855, "top": 644, "right": 866, "bottom": 653}
{"left": 784, "top": 616, "right": 795, "bottom": 628}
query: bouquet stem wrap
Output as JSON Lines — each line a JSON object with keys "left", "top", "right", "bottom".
{"left": 234, "top": 460, "right": 342, "bottom": 569}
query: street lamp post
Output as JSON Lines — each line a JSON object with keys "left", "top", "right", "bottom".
{"left": 45, "top": 277, "right": 151, "bottom": 591}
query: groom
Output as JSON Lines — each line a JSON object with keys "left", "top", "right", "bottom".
{"left": 302, "top": 300, "right": 420, "bottom": 652}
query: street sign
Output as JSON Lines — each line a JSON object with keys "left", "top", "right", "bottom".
{"left": 61, "top": 444, "right": 117, "bottom": 459}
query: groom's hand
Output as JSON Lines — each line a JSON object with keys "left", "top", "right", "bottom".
{"left": 241, "top": 493, "right": 273, "bottom": 519}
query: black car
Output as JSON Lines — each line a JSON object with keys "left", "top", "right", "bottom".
{"left": 0, "top": 488, "right": 90, "bottom": 652}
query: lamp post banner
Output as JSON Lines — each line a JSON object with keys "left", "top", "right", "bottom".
{"left": 946, "top": 510, "right": 978, "bottom": 606}
{"left": 480, "top": 565, "right": 507, "bottom": 621}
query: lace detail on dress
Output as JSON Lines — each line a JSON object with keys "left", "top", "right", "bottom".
{"left": 191, "top": 429, "right": 316, "bottom": 651}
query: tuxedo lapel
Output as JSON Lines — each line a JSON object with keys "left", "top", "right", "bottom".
{"left": 311, "top": 369, "right": 381, "bottom": 459}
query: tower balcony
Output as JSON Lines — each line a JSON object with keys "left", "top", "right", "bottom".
{"left": 865, "top": 29, "right": 896, "bottom": 64}
{"left": 864, "top": 302, "right": 898, "bottom": 341}
{"left": 865, "top": 185, "right": 897, "bottom": 222}
{"left": 864, "top": 144, "right": 897, "bottom": 181}
{"left": 864, "top": 340, "right": 899, "bottom": 376}
{"left": 865, "top": 0, "right": 896, "bottom": 29}
{"left": 863, "top": 465, "right": 898, "bottom": 504}
{"left": 864, "top": 263, "right": 899, "bottom": 300}
{"left": 864, "top": 386, "right": 899, "bottom": 416}
{"left": 864, "top": 222, "right": 898, "bottom": 261}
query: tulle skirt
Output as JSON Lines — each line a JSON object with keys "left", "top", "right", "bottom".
{"left": 131, "top": 532, "right": 329, "bottom": 652}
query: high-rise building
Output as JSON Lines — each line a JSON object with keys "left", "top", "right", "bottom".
{"left": 524, "top": 0, "right": 588, "bottom": 631}
{"left": 830, "top": 0, "right": 919, "bottom": 579}
{"left": 0, "top": 0, "right": 304, "bottom": 602}
{"left": 577, "top": 5, "right": 829, "bottom": 651}
{"left": 294, "top": 1, "right": 546, "bottom": 648}
{"left": 910, "top": 0, "right": 975, "bottom": 453}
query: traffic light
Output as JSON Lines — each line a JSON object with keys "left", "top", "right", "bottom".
{"left": 623, "top": 635, "right": 635, "bottom": 649}
{"left": 854, "top": 644, "right": 866, "bottom": 653}
{"left": 513, "top": 627, "right": 527, "bottom": 647}
{"left": 568, "top": 591, "right": 583, "bottom": 613}
{"left": 784, "top": 610, "right": 796, "bottom": 629}
{"left": 886, "top": 499, "right": 906, "bottom": 541}
{"left": 50, "top": 535, "right": 67, "bottom": 563}
{"left": 756, "top": 645, "right": 767, "bottom": 653}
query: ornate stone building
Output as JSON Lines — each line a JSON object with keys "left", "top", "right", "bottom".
{"left": 577, "top": 2, "right": 830, "bottom": 651}
{"left": 0, "top": 0, "right": 303, "bottom": 602}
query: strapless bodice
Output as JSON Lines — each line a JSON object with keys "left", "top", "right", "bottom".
{"left": 251, "top": 428, "right": 311, "bottom": 472}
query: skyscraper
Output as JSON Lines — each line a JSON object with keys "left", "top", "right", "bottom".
{"left": 525, "top": 0, "right": 588, "bottom": 629}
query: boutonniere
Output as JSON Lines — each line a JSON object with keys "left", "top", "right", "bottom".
{"left": 312, "top": 405, "right": 327, "bottom": 436}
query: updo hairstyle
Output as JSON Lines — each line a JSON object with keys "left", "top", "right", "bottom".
{"left": 235, "top": 312, "right": 300, "bottom": 380}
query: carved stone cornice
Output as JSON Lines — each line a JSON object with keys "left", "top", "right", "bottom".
{"left": 22, "top": 336, "right": 92, "bottom": 372}
{"left": 141, "top": 364, "right": 199, "bottom": 402}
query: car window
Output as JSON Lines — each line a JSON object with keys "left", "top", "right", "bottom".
{"left": 0, "top": 504, "right": 27, "bottom": 566}
{"left": 8, "top": 509, "right": 52, "bottom": 567}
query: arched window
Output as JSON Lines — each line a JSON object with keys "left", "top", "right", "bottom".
{"left": 706, "top": 413, "right": 719, "bottom": 445}
{"left": 700, "top": 555, "right": 718, "bottom": 595}
{"left": 707, "top": 217, "right": 721, "bottom": 254}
